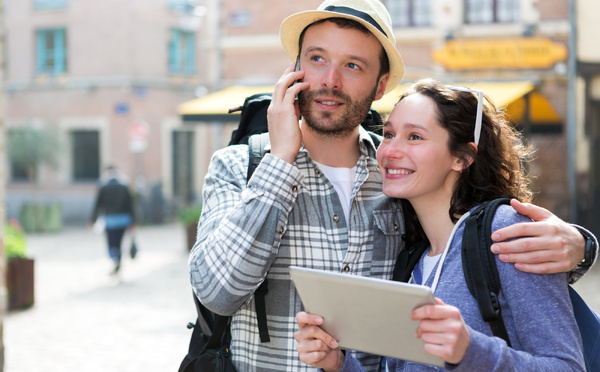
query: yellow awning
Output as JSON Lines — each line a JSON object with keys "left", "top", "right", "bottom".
{"left": 180, "top": 81, "right": 562, "bottom": 132}
{"left": 179, "top": 85, "right": 274, "bottom": 121}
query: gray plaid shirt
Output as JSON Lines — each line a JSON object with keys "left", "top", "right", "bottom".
{"left": 189, "top": 128, "right": 405, "bottom": 371}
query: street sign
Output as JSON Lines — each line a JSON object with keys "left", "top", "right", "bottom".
{"left": 433, "top": 37, "right": 568, "bottom": 70}
{"left": 129, "top": 120, "right": 149, "bottom": 153}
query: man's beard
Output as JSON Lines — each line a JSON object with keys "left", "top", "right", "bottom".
{"left": 298, "top": 85, "right": 377, "bottom": 139}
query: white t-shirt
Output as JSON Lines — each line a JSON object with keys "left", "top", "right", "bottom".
{"left": 313, "top": 160, "right": 357, "bottom": 228}
{"left": 422, "top": 253, "right": 442, "bottom": 284}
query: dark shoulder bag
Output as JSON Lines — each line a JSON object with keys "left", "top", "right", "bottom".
{"left": 178, "top": 294, "right": 237, "bottom": 372}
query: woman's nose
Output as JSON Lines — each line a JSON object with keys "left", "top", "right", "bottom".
{"left": 379, "top": 140, "right": 404, "bottom": 159}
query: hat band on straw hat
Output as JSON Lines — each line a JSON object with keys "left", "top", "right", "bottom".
{"left": 324, "top": 5, "right": 387, "bottom": 37}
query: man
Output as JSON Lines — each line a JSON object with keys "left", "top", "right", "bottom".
{"left": 189, "top": 1, "right": 597, "bottom": 371}
{"left": 89, "top": 165, "right": 136, "bottom": 275}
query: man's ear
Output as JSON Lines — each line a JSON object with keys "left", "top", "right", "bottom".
{"left": 374, "top": 73, "right": 389, "bottom": 101}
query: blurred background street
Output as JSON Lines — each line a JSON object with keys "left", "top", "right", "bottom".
{"left": 4, "top": 223, "right": 196, "bottom": 372}
{"left": 572, "top": 257, "right": 600, "bottom": 313}
{"left": 4, "top": 222, "right": 600, "bottom": 372}
{"left": 3, "top": 1, "right": 600, "bottom": 371}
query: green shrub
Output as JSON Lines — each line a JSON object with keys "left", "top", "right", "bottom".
{"left": 5, "top": 223, "right": 28, "bottom": 259}
{"left": 177, "top": 205, "right": 203, "bottom": 225}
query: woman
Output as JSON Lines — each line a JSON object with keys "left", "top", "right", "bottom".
{"left": 295, "top": 79, "right": 585, "bottom": 371}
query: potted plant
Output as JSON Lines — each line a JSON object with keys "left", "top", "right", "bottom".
{"left": 178, "top": 204, "right": 203, "bottom": 251}
{"left": 7, "top": 125, "right": 63, "bottom": 233}
{"left": 4, "top": 220, "right": 35, "bottom": 310}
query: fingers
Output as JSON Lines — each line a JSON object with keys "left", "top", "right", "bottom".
{"left": 490, "top": 201, "right": 584, "bottom": 273}
{"left": 491, "top": 220, "right": 541, "bottom": 243}
{"left": 492, "top": 236, "right": 577, "bottom": 274}
{"left": 295, "top": 312, "right": 338, "bottom": 349}
{"left": 272, "top": 63, "right": 307, "bottom": 103}
{"left": 295, "top": 311, "right": 343, "bottom": 370}
{"left": 412, "top": 301, "right": 454, "bottom": 323}
{"left": 509, "top": 199, "right": 552, "bottom": 222}
{"left": 513, "top": 261, "right": 573, "bottom": 274}
{"left": 411, "top": 301, "right": 470, "bottom": 365}
{"left": 296, "top": 311, "right": 323, "bottom": 328}
{"left": 268, "top": 64, "right": 309, "bottom": 164}
{"left": 493, "top": 236, "right": 566, "bottom": 260}
{"left": 492, "top": 200, "right": 557, "bottom": 243}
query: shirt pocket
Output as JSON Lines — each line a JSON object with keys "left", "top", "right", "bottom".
{"left": 371, "top": 208, "right": 404, "bottom": 278}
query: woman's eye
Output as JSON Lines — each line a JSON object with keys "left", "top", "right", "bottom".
{"left": 383, "top": 132, "right": 394, "bottom": 139}
{"left": 408, "top": 134, "right": 422, "bottom": 141}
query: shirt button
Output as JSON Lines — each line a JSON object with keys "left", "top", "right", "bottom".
{"left": 333, "top": 215, "right": 340, "bottom": 222}
{"left": 394, "top": 224, "right": 398, "bottom": 231}
{"left": 292, "top": 185, "right": 298, "bottom": 193}
{"left": 278, "top": 226, "right": 284, "bottom": 233}
{"left": 315, "top": 168, "right": 320, "bottom": 175}
{"left": 343, "top": 265, "right": 350, "bottom": 273}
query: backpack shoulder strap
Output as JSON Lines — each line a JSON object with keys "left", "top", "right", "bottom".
{"left": 461, "top": 197, "right": 512, "bottom": 346}
{"left": 368, "top": 131, "right": 382, "bottom": 149}
{"left": 179, "top": 293, "right": 232, "bottom": 372}
{"left": 247, "top": 132, "right": 270, "bottom": 181}
{"left": 228, "top": 93, "right": 272, "bottom": 146}
{"left": 569, "top": 285, "right": 600, "bottom": 371}
{"left": 246, "top": 131, "right": 271, "bottom": 343}
{"left": 392, "top": 240, "right": 428, "bottom": 282}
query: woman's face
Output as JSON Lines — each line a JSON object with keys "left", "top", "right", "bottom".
{"left": 377, "top": 93, "right": 462, "bottom": 205}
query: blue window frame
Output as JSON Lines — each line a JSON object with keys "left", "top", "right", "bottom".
{"left": 36, "top": 29, "right": 67, "bottom": 75}
{"left": 168, "top": 0, "right": 188, "bottom": 9}
{"left": 168, "top": 0, "right": 200, "bottom": 16}
{"left": 385, "top": 0, "right": 432, "bottom": 28}
{"left": 465, "top": 0, "right": 520, "bottom": 24}
{"left": 169, "top": 29, "right": 195, "bottom": 74}
{"left": 34, "top": 0, "right": 68, "bottom": 10}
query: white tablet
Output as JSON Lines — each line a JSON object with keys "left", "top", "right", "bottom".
{"left": 289, "top": 266, "right": 443, "bottom": 367}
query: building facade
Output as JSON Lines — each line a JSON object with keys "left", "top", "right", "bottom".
{"left": 576, "top": 0, "right": 600, "bottom": 236}
{"left": 4, "top": 0, "right": 207, "bottom": 224}
{"left": 190, "top": 0, "right": 576, "bottom": 220}
{"left": 5, "top": 0, "right": 596, "bottom": 234}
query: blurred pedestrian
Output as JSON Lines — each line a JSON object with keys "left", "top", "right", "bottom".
{"left": 89, "top": 165, "right": 136, "bottom": 275}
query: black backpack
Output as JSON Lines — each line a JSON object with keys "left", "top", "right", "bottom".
{"left": 461, "top": 198, "right": 600, "bottom": 371}
{"left": 394, "top": 198, "right": 600, "bottom": 371}
{"left": 179, "top": 92, "right": 385, "bottom": 372}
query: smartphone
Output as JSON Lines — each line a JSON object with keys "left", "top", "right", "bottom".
{"left": 293, "top": 54, "right": 301, "bottom": 85}
{"left": 293, "top": 54, "right": 301, "bottom": 100}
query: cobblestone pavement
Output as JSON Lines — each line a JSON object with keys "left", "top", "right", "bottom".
{"left": 4, "top": 223, "right": 600, "bottom": 372}
{"left": 4, "top": 223, "right": 197, "bottom": 372}
{"left": 572, "top": 259, "right": 600, "bottom": 313}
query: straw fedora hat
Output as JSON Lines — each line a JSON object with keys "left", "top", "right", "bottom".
{"left": 280, "top": 0, "right": 404, "bottom": 95}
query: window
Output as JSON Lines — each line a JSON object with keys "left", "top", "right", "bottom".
{"left": 386, "top": 0, "right": 432, "bottom": 28}
{"left": 228, "top": 10, "right": 253, "bottom": 28}
{"left": 465, "top": 0, "right": 520, "bottom": 24}
{"left": 172, "top": 130, "right": 195, "bottom": 204}
{"left": 36, "top": 29, "right": 67, "bottom": 75}
{"left": 168, "top": 0, "right": 189, "bottom": 10}
{"left": 169, "top": 29, "right": 195, "bottom": 74}
{"left": 71, "top": 130, "right": 100, "bottom": 181}
{"left": 9, "top": 160, "right": 29, "bottom": 182}
{"left": 34, "top": 0, "right": 68, "bottom": 10}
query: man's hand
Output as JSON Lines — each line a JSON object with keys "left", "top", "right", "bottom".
{"left": 295, "top": 311, "right": 344, "bottom": 372}
{"left": 267, "top": 63, "right": 309, "bottom": 165}
{"left": 490, "top": 199, "right": 584, "bottom": 274}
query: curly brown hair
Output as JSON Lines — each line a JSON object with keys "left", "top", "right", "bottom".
{"left": 397, "top": 79, "right": 534, "bottom": 245}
